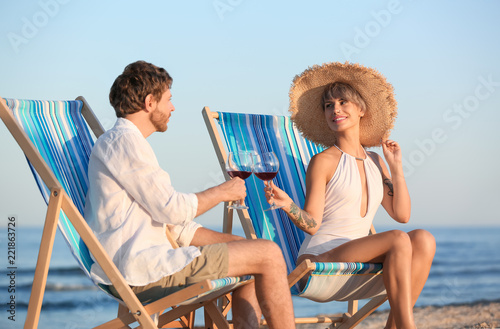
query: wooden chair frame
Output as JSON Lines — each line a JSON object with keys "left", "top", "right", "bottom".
{"left": 0, "top": 97, "right": 250, "bottom": 329}
{"left": 202, "top": 106, "right": 388, "bottom": 328}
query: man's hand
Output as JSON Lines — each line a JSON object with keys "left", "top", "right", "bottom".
{"left": 218, "top": 177, "right": 247, "bottom": 202}
{"left": 195, "top": 177, "right": 247, "bottom": 217}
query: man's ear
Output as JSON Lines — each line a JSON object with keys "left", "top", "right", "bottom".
{"left": 144, "top": 94, "right": 156, "bottom": 113}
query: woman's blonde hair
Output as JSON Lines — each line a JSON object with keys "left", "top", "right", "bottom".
{"left": 321, "top": 82, "right": 366, "bottom": 113}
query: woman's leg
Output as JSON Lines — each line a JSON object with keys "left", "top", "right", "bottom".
{"left": 407, "top": 230, "right": 436, "bottom": 304}
{"left": 385, "top": 229, "right": 436, "bottom": 328}
{"left": 299, "top": 230, "right": 416, "bottom": 329}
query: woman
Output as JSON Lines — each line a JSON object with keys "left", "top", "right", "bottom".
{"left": 265, "top": 62, "right": 436, "bottom": 329}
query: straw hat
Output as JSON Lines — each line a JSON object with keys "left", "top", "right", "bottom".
{"left": 289, "top": 62, "right": 397, "bottom": 148}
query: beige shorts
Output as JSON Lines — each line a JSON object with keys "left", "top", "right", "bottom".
{"left": 109, "top": 243, "right": 229, "bottom": 304}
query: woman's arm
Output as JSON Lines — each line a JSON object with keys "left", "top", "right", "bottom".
{"left": 370, "top": 140, "right": 411, "bottom": 223}
{"left": 265, "top": 181, "right": 320, "bottom": 234}
{"left": 265, "top": 153, "right": 331, "bottom": 235}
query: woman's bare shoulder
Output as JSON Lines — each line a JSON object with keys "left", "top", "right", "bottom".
{"left": 314, "top": 147, "right": 342, "bottom": 162}
{"left": 308, "top": 147, "right": 342, "bottom": 180}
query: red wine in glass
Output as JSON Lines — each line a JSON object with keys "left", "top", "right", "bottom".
{"left": 254, "top": 172, "right": 277, "bottom": 181}
{"left": 228, "top": 170, "right": 252, "bottom": 180}
{"left": 226, "top": 151, "right": 253, "bottom": 209}
{"left": 253, "top": 152, "right": 281, "bottom": 211}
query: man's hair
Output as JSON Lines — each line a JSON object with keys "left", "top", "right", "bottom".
{"left": 321, "top": 82, "right": 366, "bottom": 113}
{"left": 109, "top": 60, "right": 173, "bottom": 118}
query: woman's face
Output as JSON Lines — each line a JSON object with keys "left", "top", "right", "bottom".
{"left": 323, "top": 98, "right": 364, "bottom": 133}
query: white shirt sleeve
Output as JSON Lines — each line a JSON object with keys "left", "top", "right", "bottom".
{"left": 168, "top": 222, "right": 202, "bottom": 247}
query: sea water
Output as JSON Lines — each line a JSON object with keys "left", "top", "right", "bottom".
{"left": 1, "top": 226, "right": 499, "bottom": 328}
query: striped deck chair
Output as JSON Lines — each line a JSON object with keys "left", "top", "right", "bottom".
{"left": 0, "top": 97, "right": 252, "bottom": 329}
{"left": 203, "top": 107, "right": 388, "bottom": 328}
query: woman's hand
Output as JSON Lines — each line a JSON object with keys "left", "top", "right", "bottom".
{"left": 264, "top": 181, "right": 293, "bottom": 210}
{"left": 265, "top": 181, "right": 320, "bottom": 234}
{"left": 381, "top": 139, "right": 402, "bottom": 170}
{"left": 379, "top": 140, "right": 411, "bottom": 223}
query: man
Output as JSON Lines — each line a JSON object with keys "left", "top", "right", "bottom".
{"left": 84, "top": 60, "right": 295, "bottom": 328}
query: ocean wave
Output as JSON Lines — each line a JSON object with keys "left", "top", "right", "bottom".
{"left": 14, "top": 295, "right": 114, "bottom": 310}
{"left": 431, "top": 258, "right": 500, "bottom": 268}
{"left": 0, "top": 282, "right": 97, "bottom": 292}
{"left": 45, "top": 282, "right": 97, "bottom": 291}
{"left": 0, "top": 266, "right": 84, "bottom": 276}
{"left": 429, "top": 265, "right": 500, "bottom": 278}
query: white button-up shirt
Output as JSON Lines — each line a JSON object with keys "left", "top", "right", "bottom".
{"left": 84, "top": 118, "right": 201, "bottom": 286}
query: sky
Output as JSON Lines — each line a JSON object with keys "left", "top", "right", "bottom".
{"left": 0, "top": 0, "right": 499, "bottom": 229}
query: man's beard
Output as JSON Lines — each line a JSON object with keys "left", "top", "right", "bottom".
{"left": 150, "top": 110, "right": 168, "bottom": 132}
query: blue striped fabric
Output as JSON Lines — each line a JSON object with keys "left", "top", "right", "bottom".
{"left": 5, "top": 99, "right": 94, "bottom": 275}
{"left": 210, "top": 275, "right": 252, "bottom": 289}
{"left": 311, "top": 262, "right": 383, "bottom": 276}
{"left": 217, "top": 111, "right": 385, "bottom": 300}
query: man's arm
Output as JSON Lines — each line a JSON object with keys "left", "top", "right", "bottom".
{"left": 194, "top": 177, "right": 246, "bottom": 217}
{"left": 167, "top": 178, "right": 245, "bottom": 248}
{"left": 166, "top": 178, "right": 245, "bottom": 248}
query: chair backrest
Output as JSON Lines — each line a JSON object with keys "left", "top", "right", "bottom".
{"left": 216, "top": 111, "right": 324, "bottom": 274}
{"left": 3, "top": 98, "right": 96, "bottom": 276}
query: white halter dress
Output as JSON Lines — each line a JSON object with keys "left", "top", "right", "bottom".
{"left": 298, "top": 146, "right": 384, "bottom": 257}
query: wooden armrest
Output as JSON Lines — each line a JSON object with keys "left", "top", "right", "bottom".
{"left": 287, "top": 259, "right": 315, "bottom": 288}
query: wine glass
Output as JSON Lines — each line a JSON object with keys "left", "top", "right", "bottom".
{"left": 226, "top": 151, "right": 253, "bottom": 209}
{"left": 253, "top": 151, "right": 281, "bottom": 211}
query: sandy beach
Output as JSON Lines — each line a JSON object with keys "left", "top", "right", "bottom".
{"left": 258, "top": 300, "right": 500, "bottom": 329}
{"left": 356, "top": 301, "right": 500, "bottom": 329}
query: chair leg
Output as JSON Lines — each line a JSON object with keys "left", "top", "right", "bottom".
{"left": 118, "top": 302, "right": 163, "bottom": 327}
{"left": 24, "top": 189, "right": 62, "bottom": 329}
{"left": 170, "top": 311, "right": 195, "bottom": 329}
{"left": 186, "top": 311, "right": 195, "bottom": 328}
{"left": 158, "top": 304, "right": 200, "bottom": 328}
{"left": 118, "top": 303, "right": 130, "bottom": 317}
{"left": 335, "top": 295, "right": 388, "bottom": 329}
{"left": 176, "top": 311, "right": 195, "bottom": 329}
{"left": 204, "top": 301, "right": 230, "bottom": 329}
{"left": 204, "top": 307, "right": 214, "bottom": 329}
{"left": 348, "top": 300, "right": 358, "bottom": 316}
{"left": 158, "top": 309, "right": 194, "bottom": 328}
{"left": 217, "top": 294, "right": 232, "bottom": 318}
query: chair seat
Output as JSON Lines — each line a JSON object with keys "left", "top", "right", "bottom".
{"left": 295, "top": 262, "right": 385, "bottom": 302}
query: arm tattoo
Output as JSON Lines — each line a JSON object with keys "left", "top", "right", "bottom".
{"left": 383, "top": 178, "right": 394, "bottom": 196}
{"left": 289, "top": 202, "right": 317, "bottom": 230}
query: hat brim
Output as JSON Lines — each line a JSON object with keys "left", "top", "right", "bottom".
{"left": 289, "top": 62, "right": 397, "bottom": 148}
